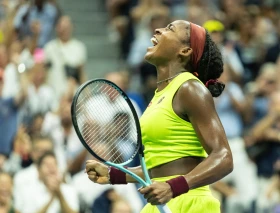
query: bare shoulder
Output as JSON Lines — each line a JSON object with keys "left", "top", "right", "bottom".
{"left": 176, "top": 79, "right": 214, "bottom": 110}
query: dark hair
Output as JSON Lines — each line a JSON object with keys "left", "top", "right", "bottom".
{"left": 37, "top": 151, "right": 56, "bottom": 167}
{"left": 189, "top": 32, "right": 225, "bottom": 97}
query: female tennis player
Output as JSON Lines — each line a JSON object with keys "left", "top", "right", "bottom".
{"left": 86, "top": 20, "right": 233, "bottom": 213}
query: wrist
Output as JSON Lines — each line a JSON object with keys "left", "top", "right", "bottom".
{"left": 109, "top": 167, "right": 128, "bottom": 185}
{"left": 166, "top": 176, "right": 189, "bottom": 198}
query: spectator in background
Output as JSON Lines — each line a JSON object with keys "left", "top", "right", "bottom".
{"left": 13, "top": 135, "right": 54, "bottom": 198}
{"left": 106, "top": 0, "right": 138, "bottom": 60}
{"left": 243, "top": 63, "right": 278, "bottom": 128}
{"left": 42, "top": 94, "right": 85, "bottom": 175}
{"left": 265, "top": 18, "right": 280, "bottom": 64}
{"left": 111, "top": 199, "right": 133, "bottom": 213}
{"left": 212, "top": 64, "right": 258, "bottom": 213}
{"left": 21, "top": 48, "right": 57, "bottom": 126}
{"left": 71, "top": 169, "right": 143, "bottom": 213}
{"left": 1, "top": 126, "right": 32, "bottom": 175}
{"left": 0, "top": 66, "right": 27, "bottom": 157}
{"left": 92, "top": 188, "right": 120, "bottom": 213}
{"left": 13, "top": 0, "right": 59, "bottom": 47}
{"left": 105, "top": 71, "right": 144, "bottom": 114}
{"left": 0, "top": 172, "right": 15, "bottom": 213}
{"left": 264, "top": 160, "right": 280, "bottom": 213}
{"left": 14, "top": 151, "right": 79, "bottom": 213}
{"left": 203, "top": 20, "right": 245, "bottom": 84}
{"left": 234, "top": 6, "right": 265, "bottom": 83}
{"left": 248, "top": 90, "right": 280, "bottom": 213}
{"left": 127, "top": 10, "right": 169, "bottom": 68}
{"left": 0, "top": 44, "right": 19, "bottom": 98}
{"left": 92, "top": 188, "right": 133, "bottom": 213}
{"left": 44, "top": 15, "right": 87, "bottom": 100}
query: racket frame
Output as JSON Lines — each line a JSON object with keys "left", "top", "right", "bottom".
{"left": 71, "top": 79, "right": 171, "bottom": 213}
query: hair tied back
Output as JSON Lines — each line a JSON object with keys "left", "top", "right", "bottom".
{"left": 205, "top": 79, "right": 218, "bottom": 88}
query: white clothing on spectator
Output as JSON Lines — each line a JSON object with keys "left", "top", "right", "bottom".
{"left": 42, "top": 112, "right": 85, "bottom": 173}
{"left": 2, "top": 63, "right": 19, "bottom": 98}
{"left": 23, "top": 83, "right": 58, "bottom": 116}
{"left": 44, "top": 39, "right": 87, "bottom": 99}
{"left": 14, "top": 180, "right": 79, "bottom": 213}
{"left": 222, "top": 137, "right": 258, "bottom": 213}
{"left": 13, "top": 164, "right": 39, "bottom": 195}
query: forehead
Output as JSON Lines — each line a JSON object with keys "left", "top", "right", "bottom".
{"left": 170, "top": 20, "right": 190, "bottom": 31}
{"left": 169, "top": 20, "right": 191, "bottom": 40}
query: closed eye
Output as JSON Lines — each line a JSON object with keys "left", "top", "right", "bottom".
{"left": 166, "top": 24, "right": 174, "bottom": 32}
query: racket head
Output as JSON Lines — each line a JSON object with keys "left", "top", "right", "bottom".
{"left": 71, "top": 79, "right": 142, "bottom": 165}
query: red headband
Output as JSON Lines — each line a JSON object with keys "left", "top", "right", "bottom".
{"left": 190, "top": 22, "right": 206, "bottom": 72}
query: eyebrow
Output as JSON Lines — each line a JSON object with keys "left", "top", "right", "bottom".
{"left": 167, "top": 24, "right": 176, "bottom": 30}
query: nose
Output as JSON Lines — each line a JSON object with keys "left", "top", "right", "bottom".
{"left": 155, "top": 28, "right": 162, "bottom": 35}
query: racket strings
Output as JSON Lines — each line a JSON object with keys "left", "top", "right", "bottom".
{"left": 76, "top": 81, "right": 138, "bottom": 164}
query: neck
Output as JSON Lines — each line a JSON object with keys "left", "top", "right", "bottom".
{"left": 156, "top": 62, "right": 186, "bottom": 91}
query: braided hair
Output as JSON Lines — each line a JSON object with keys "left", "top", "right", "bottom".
{"left": 187, "top": 32, "right": 225, "bottom": 97}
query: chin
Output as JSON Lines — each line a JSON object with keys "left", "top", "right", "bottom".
{"left": 144, "top": 48, "right": 156, "bottom": 65}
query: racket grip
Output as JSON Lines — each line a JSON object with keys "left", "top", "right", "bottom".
{"left": 157, "top": 204, "right": 172, "bottom": 213}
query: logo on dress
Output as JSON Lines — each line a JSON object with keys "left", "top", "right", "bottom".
{"left": 157, "top": 96, "right": 165, "bottom": 104}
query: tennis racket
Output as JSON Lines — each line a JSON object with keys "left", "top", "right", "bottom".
{"left": 71, "top": 79, "right": 172, "bottom": 213}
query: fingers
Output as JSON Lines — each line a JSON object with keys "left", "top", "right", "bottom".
{"left": 138, "top": 186, "right": 152, "bottom": 195}
{"left": 138, "top": 182, "right": 172, "bottom": 205}
{"left": 85, "top": 160, "right": 99, "bottom": 173}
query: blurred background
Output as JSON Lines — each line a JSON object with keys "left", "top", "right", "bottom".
{"left": 0, "top": 0, "right": 280, "bottom": 213}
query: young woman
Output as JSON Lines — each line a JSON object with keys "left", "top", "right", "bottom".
{"left": 85, "top": 20, "right": 233, "bottom": 213}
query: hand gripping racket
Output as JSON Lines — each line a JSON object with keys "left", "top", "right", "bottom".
{"left": 71, "top": 79, "right": 172, "bottom": 213}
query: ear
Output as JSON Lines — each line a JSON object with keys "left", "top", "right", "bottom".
{"left": 179, "top": 47, "right": 193, "bottom": 58}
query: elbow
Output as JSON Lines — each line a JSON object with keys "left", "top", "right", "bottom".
{"left": 223, "top": 149, "right": 233, "bottom": 175}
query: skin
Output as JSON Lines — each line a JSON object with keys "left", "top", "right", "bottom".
{"left": 0, "top": 173, "right": 13, "bottom": 212}
{"left": 37, "top": 155, "right": 77, "bottom": 213}
{"left": 86, "top": 20, "right": 233, "bottom": 205}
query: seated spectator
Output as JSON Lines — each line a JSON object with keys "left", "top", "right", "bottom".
{"left": 44, "top": 15, "right": 87, "bottom": 100}
{"left": 14, "top": 151, "right": 79, "bottom": 213}
{"left": 0, "top": 172, "right": 15, "bottom": 213}
{"left": 13, "top": 135, "right": 54, "bottom": 195}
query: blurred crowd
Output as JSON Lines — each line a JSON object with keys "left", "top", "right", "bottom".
{"left": 0, "top": 0, "right": 280, "bottom": 213}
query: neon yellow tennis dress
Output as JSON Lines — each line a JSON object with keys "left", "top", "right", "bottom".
{"left": 140, "top": 72, "right": 220, "bottom": 213}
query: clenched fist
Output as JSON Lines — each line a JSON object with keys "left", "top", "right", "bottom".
{"left": 85, "top": 160, "right": 110, "bottom": 184}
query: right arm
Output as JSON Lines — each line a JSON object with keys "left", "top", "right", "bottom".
{"left": 85, "top": 160, "right": 143, "bottom": 184}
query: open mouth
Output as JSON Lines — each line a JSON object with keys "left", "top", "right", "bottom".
{"left": 151, "top": 36, "right": 158, "bottom": 46}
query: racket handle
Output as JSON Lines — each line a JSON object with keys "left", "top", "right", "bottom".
{"left": 157, "top": 204, "right": 172, "bottom": 213}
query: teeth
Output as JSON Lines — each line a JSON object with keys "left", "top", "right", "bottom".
{"left": 151, "top": 37, "right": 158, "bottom": 46}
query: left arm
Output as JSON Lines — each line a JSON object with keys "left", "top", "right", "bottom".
{"left": 182, "top": 80, "right": 233, "bottom": 189}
